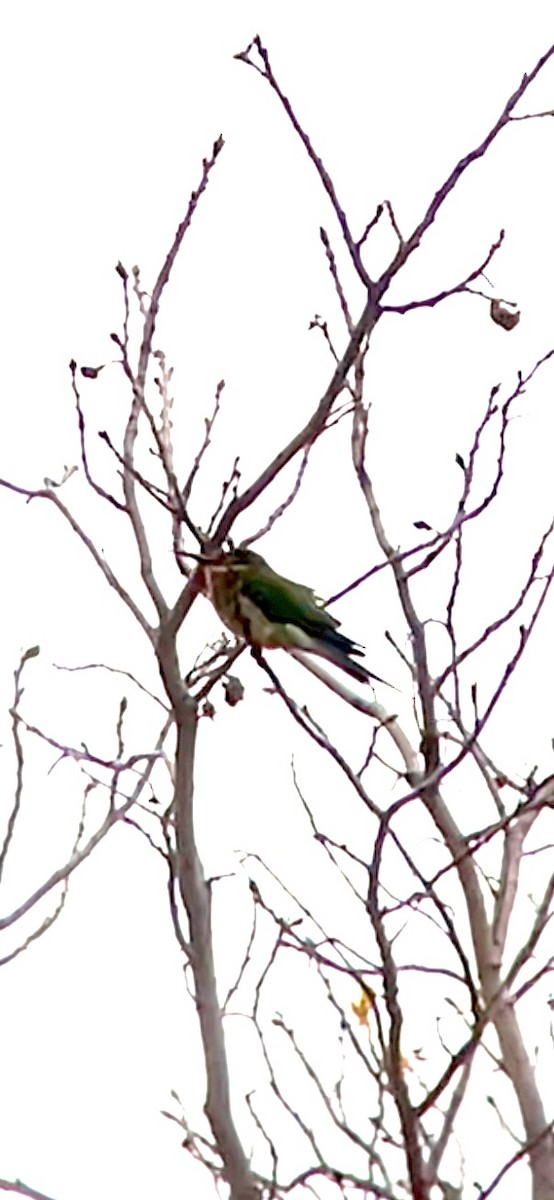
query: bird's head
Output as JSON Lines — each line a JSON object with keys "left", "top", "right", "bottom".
{"left": 221, "top": 548, "right": 267, "bottom": 571}
{"left": 186, "top": 546, "right": 268, "bottom": 592}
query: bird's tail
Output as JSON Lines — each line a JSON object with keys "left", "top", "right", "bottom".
{"left": 312, "top": 642, "right": 392, "bottom": 687}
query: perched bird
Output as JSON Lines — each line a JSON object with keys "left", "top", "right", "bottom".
{"left": 194, "top": 547, "right": 387, "bottom": 686}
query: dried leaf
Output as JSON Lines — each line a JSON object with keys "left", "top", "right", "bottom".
{"left": 224, "top": 676, "right": 245, "bottom": 707}
{"left": 81, "top": 364, "right": 105, "bottom": 380}
{"left": 490, "top": 298, "right": 520, "bottom": 331}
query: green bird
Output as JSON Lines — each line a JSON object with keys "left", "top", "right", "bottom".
{"left": 194, "top": 547, "right": 387, "bottom": 686}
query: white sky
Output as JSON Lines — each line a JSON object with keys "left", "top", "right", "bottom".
{"left": 1, "top": 2, "right": 554, "bottom": 1198}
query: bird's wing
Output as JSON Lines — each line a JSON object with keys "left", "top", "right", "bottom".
{"left": 239, "top": 566, "right": 372, "bottom": 673}
{"left": 240, "top": 571, "right": 338, "bottom": 635}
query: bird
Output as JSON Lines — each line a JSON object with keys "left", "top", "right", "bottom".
{"left": 193, "top": 546, "right": 388, "bottom": 686}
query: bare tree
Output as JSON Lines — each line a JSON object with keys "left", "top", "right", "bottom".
{"left": 2, "top": 33, "right": 554, "bottom": 1200}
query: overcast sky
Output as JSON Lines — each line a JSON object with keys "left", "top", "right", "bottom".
{"left": 1, "top": 3, "right": 554, "bottom": 1199}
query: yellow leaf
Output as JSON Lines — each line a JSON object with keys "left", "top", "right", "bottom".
{"left": 351, "top": 988, "right": 376, "bottom": 1027}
